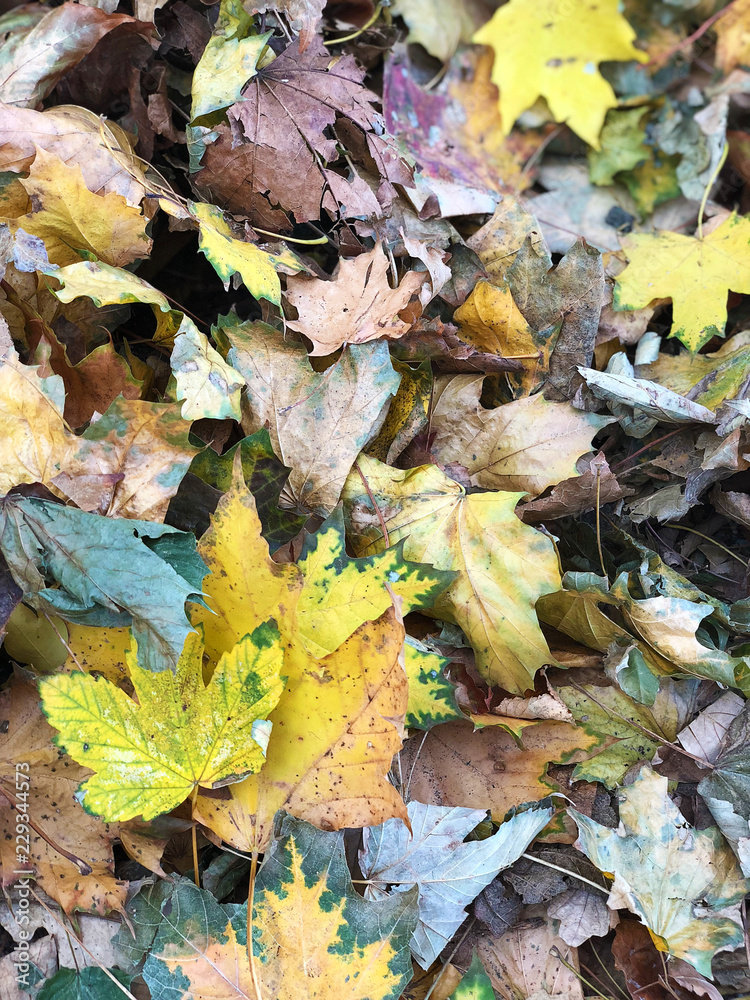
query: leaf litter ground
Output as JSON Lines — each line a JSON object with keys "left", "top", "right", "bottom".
{"left": 6, "top": 1, "right": 750, "bottom": 999}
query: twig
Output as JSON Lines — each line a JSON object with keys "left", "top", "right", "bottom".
{"left": 520, "top": 853, "right": 609, "bottom": 895}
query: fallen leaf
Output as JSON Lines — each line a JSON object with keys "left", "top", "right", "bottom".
{"left": 0, "top": 103, "right": 148, "bottom": 204}
{"left": 226, "top": 321, "right": 401, "bottom": 514}
{"left": 449, "top": 952, "right": 495, "bottom": 1000}
{"left": 473, "top": 0, "right": 646, "bottom": 147}
{"left": 404, "top": 638, "right": 463, "bottom": 731}
{"left": 249, "top": 0, "right": 325, "bottom": 51}
{"left": 0, "top": 496, "right": 206, "bottom": 673}
{"left": 519, "top": 454, "right": 630, "bottom": 523}
{"left": 0, "top": 3, "right": 153, "bottom": 108}
{"left": 579, "top": 366, "right": 719, "bottom": 424}
{"left": 453, "top": 278, "right": 557, "bottom": 397}
{"left": 190, "top": 3, "right": 268, "bottom": 120}
{"left": 360, "top": 800, "right": 554, "bottom": 968}
{"left": 399, "top": 719, "right": 599, "bottom": 821}
{"left": 40, "top": 625, "right": 284, "bottom": 821}
{"left": 192, "top": 200, "right": 304, "bottom": 306}
{"left": 194, "top": 608, "right": 408, "bottom": 852}
{"left": 715, "top": 0, "right": 750, "bottom": 73}
{"left": 284, "top": 244, "right": 423, "bottom": 356}
{"left": 6, "top": 146, "right": 151, "bottom": 266}
{"left": 572, "top": 767, "right": 750, "bottom": 977}
{"left": 224, "top": 37, "right": 379, "bottom": 222}
{"left": 296, "top": 505, "right": 454, "bottom": 657}
{"left": 191, "top": 469, "right": 303, "bottom": 662}
{"left": 0, "top": 679, "right": 125, "bottom": 915}
{"left": 343, "top": 455, "right": 563, "bottom": 693}
{"left": 473, "top": 906, "right": 585, "bottom": 1000}
{"left": 62, "top": 397, "right": 199, "bottom": 521}
{"left": 391, "top": 0, "right": 486, "bottom": 63}
{"left": 142, "top": 816, "right": 418, "bottom": 1000}
{"left": 170, "top": 315, "right": 245, "bottom": 421}
{"left": 615, "top": 214, "right": 750, "bottom": 352}
{"left": 547, "top": 887, "right": 610, "bottom": 947}
{"left": 430, "top": 378, "right": 613, "bottom": 496}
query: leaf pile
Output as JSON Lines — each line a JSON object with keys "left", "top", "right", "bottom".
{"left": 6, "top": 1, "right": 750, "bottom": 998}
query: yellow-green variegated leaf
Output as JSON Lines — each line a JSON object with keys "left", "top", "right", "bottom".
{"left": 39, "top": 626, "right": 285, "bottom": 821}
{"left": 296, "top": 506, "right": 454, "bottom": 658}
{"left": 404, "top": 638, "right": 462, "bottom": 730}
{"left": 192, "top": 201, "right": 304, "bottom": 305}
{"left": 170, "top": 316, "right": 245, "bottom": 421}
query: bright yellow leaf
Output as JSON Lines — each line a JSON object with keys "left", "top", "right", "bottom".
{"left": 39, "top": 626, "right": 285, "bottom": 821}
{"left": 64, "top": 624, "right": 132, "bottom": 687}
{"left": 6, "top": 146, "right": 151, "bottom": 266}
{"left": 192, "top": 470, "right": 303, "bottom": 662}
{"left": 615, "top": 213, "right": 750, "bottom": 352}
{"left": 342, "top": 456, "right": 562, "bottom": 694}
{"left": 194, "top": 609, "right": 408, "bottom": 851}
{"left": 473, "top": 0, "right": 646, "bottom": 147}
{"left": 191, "top": 200, "right": 304, "bottom": 305}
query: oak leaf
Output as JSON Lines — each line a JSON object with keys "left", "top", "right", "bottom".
{"left": 615, "top": 214, "right": 750, "bottom": 352}
{"left": 284, "top": 244, "right": 424, "bottom": 356}
{"left": 473, "top": 0, "right": 646, "bottom": 147}
{"left": 39, "top": 626, "right": 284, "bottom": 821}
{"left": 342, "top": 456, "right": 562, "bottom": 693}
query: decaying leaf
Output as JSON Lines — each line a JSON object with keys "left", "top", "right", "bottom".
{"left": 573, "top": 767, "right": 750, "bottom": 977}
{"left": 285, "top": 244, "right": 423, "bottom": 356}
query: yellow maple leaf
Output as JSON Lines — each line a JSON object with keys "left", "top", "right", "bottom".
{"left": 39, "top": 627, "right": 285, "bottom": 821}
{"left": 342, "top": 456, "right": 562, "bottom": 694}
{"left": 194, "top": 609, "right": 408, "bottom": 851}
{"left": 473, "top": 0, "right": 646, "bottom": 148}
{"left": 5, "top": 146, "right": 151, "bottom": 266}
{"left": 615, "top": 213, "right": 750, "bottom": 352}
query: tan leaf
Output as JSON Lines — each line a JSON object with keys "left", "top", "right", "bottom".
{"left": 284, "top": 244, "right": 424, "bottom": 356}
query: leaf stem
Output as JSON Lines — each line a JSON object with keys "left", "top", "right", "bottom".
{"left": 323, "top": 3, "right": 382, "bottom": 46}
{"left": 248, "top": 850, "right": 264, "bottom": 1000}
{"left": 664, "top": 522, "right": 748, "bottom": 567}
{"left": 520, "top": 852, "right": 610, "bottom": 895}
{"left": 697, "top": 141, "right": 728, "bottom": 241}
{"left": 354, "top": 458, "right": 390, "bottom": 548}
{"left": 191, "top": 786, "right": 201, "bottom": 888}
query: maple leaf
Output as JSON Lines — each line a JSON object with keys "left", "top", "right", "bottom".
{"left": 284, "top": 243, "right": 424, "bottom": 356}
{"left": 473, "top": 0, "right": 646, "bottom": 147}
{"left": 140, "top": 816, "right": 417, "bottom": 1000}
{"left": 403, "top": 638, "right": 462, "bottom": 731}
{"left": 190, "top": 1, "right": 269, "bottom": 120}
{"left": 222, "top": 37, "right": 380, "bottom": 222}
{"left": 0, "top": 679, "right": 125, "bottom": 915}
{"left": 296, "top": 506, "right": 454, "bottom": 657}
{"left": 39, "top": 626, "right": 284, "bottom": 821}
{"left": 615, "top": 214, "right": 750, "bottom": 352}
{"left": 191, "top": 469, "right": 303, "bottom": 662}
{"left": 430, "top": 378, "right": 613, "bottom": 495}
{"left": 360, "top": 801, "right": 553, "bottom": 968}
{"left": 0, "top": 497, "right": 205, "bottom": 673}
{"left": 4, "top": 146, "right": 150, "bottom": 266}
{"left": 454, "top": 278, "right": 556, "bottom": 397}
{"left": 192, "top": 200, "right": 304, "bottom": 306}
{"left": 342, "top": 455, "right": 562, "bottom": 694}
{"left": 572, "top": 767, "right": 750, "bottom": 977}
{"left": 400, "top": 719, "right": 599, "bottom": 823}
{"left": 226, "top": 320, "right": 401, "bottom": 514}
{"left": 194, "top": 609, "right": 408, "bottom": 851}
